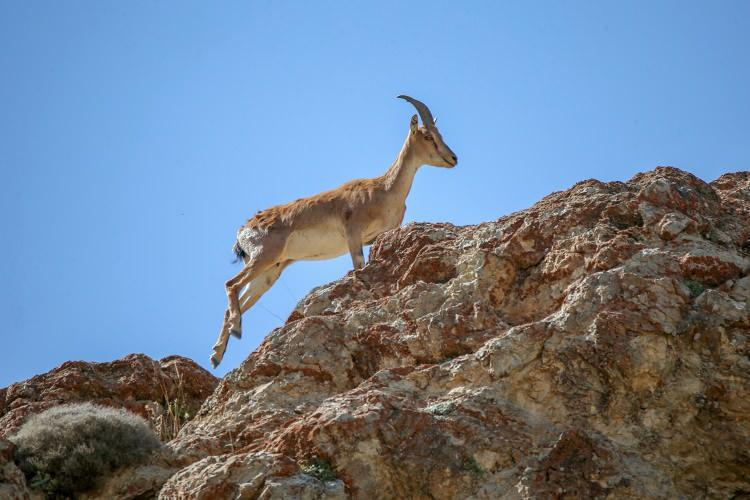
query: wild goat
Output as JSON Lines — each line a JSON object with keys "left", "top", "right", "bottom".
{"left": 211, "top": 95, "right": 457, "bottom": 368}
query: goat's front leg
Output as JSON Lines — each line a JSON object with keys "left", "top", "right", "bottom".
{"left": 346, "top": 227, "right": 365, "bottom": 270}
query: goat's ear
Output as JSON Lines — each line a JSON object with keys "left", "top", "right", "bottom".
{"left": 409, "top": 114, "right": 418, "bottom": 134}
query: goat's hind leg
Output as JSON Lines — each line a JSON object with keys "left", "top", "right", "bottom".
{"left": 225, "top": 255, "right": 279, "bottom": 334}
{"left": 230, "top": 260, "right": 291, "bottom": 339}
{"left": 239, "top": 260, "right": 291, "bottom": 319}
{"left": 210, "top": 308, "right": 235, "bottom": 367}
{"left": 211, "top": 257, "right": 276, "bottom": 368}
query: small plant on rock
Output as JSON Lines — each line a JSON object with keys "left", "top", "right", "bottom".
{"left": 156, "top": 363, "right": 194, "bottom": 441}
{"left": 300, "top": 457, "right": 337, "bottom": 481}
{"left": 10, "top": 402, "right": 161, "bottom": 498}
{"left": 461, "top": 456, "right": 484, "bottom": 476}
{"left": 685, "top": 279, "right": 706, "bottom": 298}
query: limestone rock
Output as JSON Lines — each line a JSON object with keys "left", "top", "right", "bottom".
{"left": 79, "top": 448, "right": 178, "bottom": 500}
{"left": 157, "top": 449, "right": 345, "bottom": 499}
{"left": 160, "top": 167, "right": 750, "bottom": 498}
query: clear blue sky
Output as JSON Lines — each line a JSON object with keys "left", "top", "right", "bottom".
{"left": 1, "top": 2, "right": 748, "bottom": 387}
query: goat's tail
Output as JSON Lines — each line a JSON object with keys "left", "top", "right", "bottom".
{"left": 232, "top": 240, "right": 247, "bottom": 264}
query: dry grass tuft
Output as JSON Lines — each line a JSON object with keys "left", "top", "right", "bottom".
{"left": 10, "top": 402, "right": 161, "bottom": 497}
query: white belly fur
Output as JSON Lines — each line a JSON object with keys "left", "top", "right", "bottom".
{"left": 283, "top": 225, "right": 349, "bottom": 261}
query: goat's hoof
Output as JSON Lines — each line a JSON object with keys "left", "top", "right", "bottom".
{"left": 352, "top": 268, "right": 365, "bottom": 280}
{"left": 210, "top": 354, "right": 220, "bottom": 369}
{"left": 229, "top": 328, "right": 242, "bottom": 339}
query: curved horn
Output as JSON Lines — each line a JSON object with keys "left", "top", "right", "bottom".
{"left": 397, "top": 95, "right": 435, "bottom": 128}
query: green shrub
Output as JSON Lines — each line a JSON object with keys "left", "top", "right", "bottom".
{"left": 10, "top": 402, "right": 161, "bottom": 497}
{"left": 685, "top": 279, "right": 706, "bottom": 298}
{"left": 461, "top": 456, "right": 484, "bottom": 476}
{"left": 300, "top": 458, "right": 337, "bottom": 481}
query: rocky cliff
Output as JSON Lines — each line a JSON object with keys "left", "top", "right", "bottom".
{"left": 0, "top": 354, "right": 218, "bottom": 441}
{"left": 0, "top": 355, "right": 219, "bottom": 499}
{"left": 2, "top": 167, "right": 749, "bottom": 499}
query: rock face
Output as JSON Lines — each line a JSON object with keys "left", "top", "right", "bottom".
{"left": 0, "top": 354, "right": 219, "bottom": 440}
{"left": 2, "top": 167, "right": 749, "bottom": 499}
{"left": 160, "top": 167, "right": 750, "bottom": 498}
{"left": 0, "top": 439, "right": 29, "bottom": 500}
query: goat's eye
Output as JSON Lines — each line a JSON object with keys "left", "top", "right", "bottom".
{"left": 425, "top": 135, "right": 434, "bottom": 142}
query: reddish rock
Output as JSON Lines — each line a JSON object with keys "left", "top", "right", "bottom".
{"left": 0, "top": 354, "right": 218, "bottom": 440}
{"left": 5, "top": 167, "right": 750, "bottom": 499}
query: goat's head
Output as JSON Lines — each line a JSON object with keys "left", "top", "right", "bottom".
{"left": 398, "top": 95, "right": 457, "bottom": 168}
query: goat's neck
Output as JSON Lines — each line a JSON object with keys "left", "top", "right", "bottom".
{"left": 383, "top": 138, "right": 421, "bottom": 201}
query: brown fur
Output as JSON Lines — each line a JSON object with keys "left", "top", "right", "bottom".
{"left": 242, "top": 176, "right": 386, "bottom": 232}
